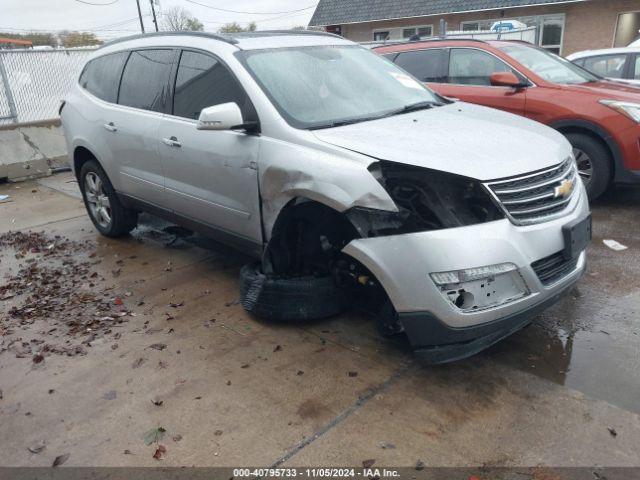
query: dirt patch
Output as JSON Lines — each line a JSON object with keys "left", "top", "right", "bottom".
{"left": 0, "top": 231, "right": 132, "bottom": 359}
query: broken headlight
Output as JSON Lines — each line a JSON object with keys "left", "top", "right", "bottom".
{"left": 350, "top": 162, "right": 504, "bottom": 237}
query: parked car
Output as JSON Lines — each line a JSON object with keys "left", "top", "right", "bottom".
{"left": 376, "top": 39, "right": 640, "bottom": 199}
{"left": 567, "top": 48, "right": 640, "bottom": 86}
{"left": 61, "top": 31, "right": 591, "bottom": 363}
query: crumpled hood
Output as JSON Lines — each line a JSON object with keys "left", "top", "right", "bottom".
{"left": 312, "top": 102, "right": 571, "bottom": 181}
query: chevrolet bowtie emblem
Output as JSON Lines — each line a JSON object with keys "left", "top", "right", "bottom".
{"left": 554, "top": 178, "right": 574, "bottom": 199}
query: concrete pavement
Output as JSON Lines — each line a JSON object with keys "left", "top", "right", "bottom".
{"left": 1, "top": 172, "right": 639, "bottom": 468}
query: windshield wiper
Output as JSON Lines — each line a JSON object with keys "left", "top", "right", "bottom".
{"left": 308, "top": 116, "right": 384, "bottom": 130}
{"left": 388, "top": 100, "right": 442, "bottom": 117}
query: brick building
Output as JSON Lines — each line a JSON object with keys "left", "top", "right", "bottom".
{"left": 309, "top": 0, "right": 640, "bottom": 56}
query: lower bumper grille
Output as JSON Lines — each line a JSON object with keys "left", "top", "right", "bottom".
{"left": 531, "top": 251, "right": 579, "bottom": 286}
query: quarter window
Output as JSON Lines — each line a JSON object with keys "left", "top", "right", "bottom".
{"left": 79, "top": 52, "right": 128, "bottom": 103}
{"left": 583, "top": 54, "right": 628, "bottom": 79}
{"left": 118, "top": 49, "right": 174, "bottom": 112}
{"left": 173, "top": 50, "right": 251, "bottom": 120}
{"left": 448, "top": 49, "right": 516, "bottom": 86}
{"left": 394, "top": 49, "right": 448, "bottom": 83}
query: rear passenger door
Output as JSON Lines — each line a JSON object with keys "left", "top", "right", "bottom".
{"left": 158, "top": 49, "right": 262, "bottom": 246}
{"left": 441, "top": 48, "right": 527, "bottom": 116}
{"left": 107, "top": 48, "right": 176, "bottom": 208}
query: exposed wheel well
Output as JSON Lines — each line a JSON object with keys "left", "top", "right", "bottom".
{"left": 263, "top": 199, "right": 360, "bottom": 276}
{"left": 555, "top": 125, "right": 615, "bottom": 178}
{"left": 73, "top": 147, "right": 98, "bottom": 181}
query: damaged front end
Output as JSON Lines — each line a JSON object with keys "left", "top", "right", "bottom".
{"left": 346, "top": 161, "right": 504, "bottom": 238}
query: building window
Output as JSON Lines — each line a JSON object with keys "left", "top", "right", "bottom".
{"left": 373, "top": 31, "right": 390, "bottom": 41}
{"left": 402, "top": 26, "right": 433, "bottom": 38}
{"left": 461, "top": 14, "right": 566, "bottom": 54}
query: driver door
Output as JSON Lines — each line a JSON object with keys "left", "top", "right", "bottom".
{"left": 433, "top": 48, "right": 527, "bottom": 116}
{"left": 158, "top": 49, "right": 262, "bottom": 246}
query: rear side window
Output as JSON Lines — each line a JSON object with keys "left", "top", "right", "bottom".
{"left": 173, "top": 50, "right": 252, "bottom": 120}
{"left": 448, "top": 48, "right": 516, "bottom": 86}
{"left": 582, "top": 54, "right": 627, "bottom": 79}
{"left": 634, "top": 55, "right": 640, "bottom": 80}
{"left": 79, "top": 52, "right": 128, "bottom": 103}
{"left": 118, "top": 49, "right": 174, "bottom": 112}
{"left": 394, "top": 49, "right": 448, "bottom": 83}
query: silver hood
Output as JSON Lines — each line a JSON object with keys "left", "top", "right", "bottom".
{"left": 312, "top": 102, "right": 571, "bottom": 181}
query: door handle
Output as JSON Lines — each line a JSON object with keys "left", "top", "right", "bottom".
{"left": 162, "top": 136, "right": 182, "bottom": 148}
{"left": 103, "top": 122, "right": 117, "bottom": 132}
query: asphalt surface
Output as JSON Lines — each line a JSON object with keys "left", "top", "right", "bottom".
{"left": 0, "top": 172, "right": 639, "bottom": 468}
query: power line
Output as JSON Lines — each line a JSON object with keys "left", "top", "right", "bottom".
{"left": 183, "top": 0, "right": 317, "bottom": 15}
{"left": 74, "top": 0, "right": 120, "bottom": 5}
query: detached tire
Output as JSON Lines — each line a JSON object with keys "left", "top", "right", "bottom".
{"left": 239, "top": 263, "right": 347, "bottom": 321}
{"left": 565, "top": 133, "right": 611, "bottom": 201}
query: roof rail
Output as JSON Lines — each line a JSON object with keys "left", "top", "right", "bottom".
{"left": 371, "top": 37, "right": 488, "bottom": 49}
{"left": 99, "top": 31, "right": 238, "bottom": 49}
{"left": 232, "top": 29, "right": 342, "bottom": 39}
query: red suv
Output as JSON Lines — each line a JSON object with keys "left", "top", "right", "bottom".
{"left": 376, "top": 40, "right": 640, "bottom": 199}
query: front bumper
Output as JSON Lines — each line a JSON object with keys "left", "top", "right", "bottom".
{"left": 342, "top": 183, "right": 590, "bottom": 360}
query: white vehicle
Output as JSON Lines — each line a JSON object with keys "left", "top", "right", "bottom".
{"left": 567, "top": 47, "right": 640, "bottom": 86}
{"left": 491, "top": 20, "right": 528, "bottom": 32}
{"left": 61, "top": 31, "right": 591, "bottom": 363}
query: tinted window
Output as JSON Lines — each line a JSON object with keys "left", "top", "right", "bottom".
{"left": 173, "top": 50, "right": 249, "bottom": 120}
{"left": 118, "top": 49, "right": 174, "bottom": 112}
{"left": 583, "top": 54, "right": 627, "bottom": 79}
{"left": 79, "top": 52, "right": 128, "bottom": 103}
{"left": 634, "top": 55, "right": 640, "bottom": 80}
{"left": 394, "top": 49, "right": 448, "bottom": 83}
{"left": 449, "top": 48, "right": 515, "bottom": 86}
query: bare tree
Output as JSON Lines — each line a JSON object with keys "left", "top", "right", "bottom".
{"left": 162, "top": 7, "right": 204, "bottom": 32}
{"left": 218, "top": 22, "right": 256, "bottom": 34}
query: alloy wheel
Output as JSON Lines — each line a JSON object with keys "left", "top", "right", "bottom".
{"left": 573, "top": 147, "right": 593, "bottom": 187}
{"left": 84, "top": 172, "right": 112, "bottom": 228}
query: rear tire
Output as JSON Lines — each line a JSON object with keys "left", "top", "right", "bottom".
{"left": 565, "top": 133, "right": 611, "bottom": 201}
{"left": 239, "top": 263, "right": 347, "bottom": 321}
{"left": 79, "top": 160, "right": 138, "bottom": 237}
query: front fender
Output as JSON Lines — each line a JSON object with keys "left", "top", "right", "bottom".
{"left": 258, "top": 138, "right": 396, "bottom": 239}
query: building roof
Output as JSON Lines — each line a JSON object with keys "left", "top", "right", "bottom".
{"left": 309, "top": 0, "right": 588, "bottom": 26}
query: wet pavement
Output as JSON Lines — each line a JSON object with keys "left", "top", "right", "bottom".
{"left": 1, "top": 172, "right": 639, "bottom": 467}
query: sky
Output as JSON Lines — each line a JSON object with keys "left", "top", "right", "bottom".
{"left": 1, "top": 0, "right": 318, "bottom": 40}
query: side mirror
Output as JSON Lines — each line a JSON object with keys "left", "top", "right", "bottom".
{"left": 490, "top": 72, "right": 527, "bottom": 88}
{"left": 197, "top": 102, "right": 244, "bottom": 131}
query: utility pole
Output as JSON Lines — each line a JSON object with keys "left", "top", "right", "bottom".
{"left": 135, "top": 0, "right": 145, "bottom": 33}
{"left": 149, "top": 0, "right": 159, "bottom": 32}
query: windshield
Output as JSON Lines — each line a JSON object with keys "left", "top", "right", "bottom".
{"left": 239, "top": 45, "right": 442, "bottom": 129}
{"left": 498, "top": 44, "right": 599, "bottom": 84}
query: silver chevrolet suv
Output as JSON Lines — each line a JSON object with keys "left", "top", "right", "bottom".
{"left": 61, "top": 31, "right": 591, "bottom": 363}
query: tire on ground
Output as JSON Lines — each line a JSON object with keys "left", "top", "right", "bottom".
{"left": 79, "top": 159, "right": 139, "bottom": 237}
{"left": 239, "top": 263, "right": 347, "bottom": 321}
{"left": 565, "top": 132, "right": 612, "bottom": 201}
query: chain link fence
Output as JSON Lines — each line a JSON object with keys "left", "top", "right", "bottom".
{"left": 0, "top": 48, "right": 97, "bottom": 125}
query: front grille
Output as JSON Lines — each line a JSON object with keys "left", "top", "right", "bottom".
{"left": 484, "top": 158, "right": 578, "bottom": 225}
{"left": 531, "top": 251, "right": 579, "bottom": 286}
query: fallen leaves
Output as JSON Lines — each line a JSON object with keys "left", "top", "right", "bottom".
{"left": 27, "top": 442, "right": 46, "bottom": 454}
{"left": 362, "top": 459, "right": 376, "bottom": 468}
{"left": 52, "top": 453, "right": 70, "bottom": 467}
{"left": 608, "top": 427, "right": 618, "bottom": 437}
{"left": 131, "top": 358, "right": 146, "bottom": 369}
{"left": 151, "top": 397, "right": 163, "bottom": 406}
{"left": 148, "top": 343, "right": 167, "bottom": 351}
{"left": 152, "top": 444, "right": 166, "bottom": 460}
{"left": 0, "top": 231, "right": 132, "bottom": 359}
{"left": 143, "top": 426, "right": 166, "bottom": 446}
